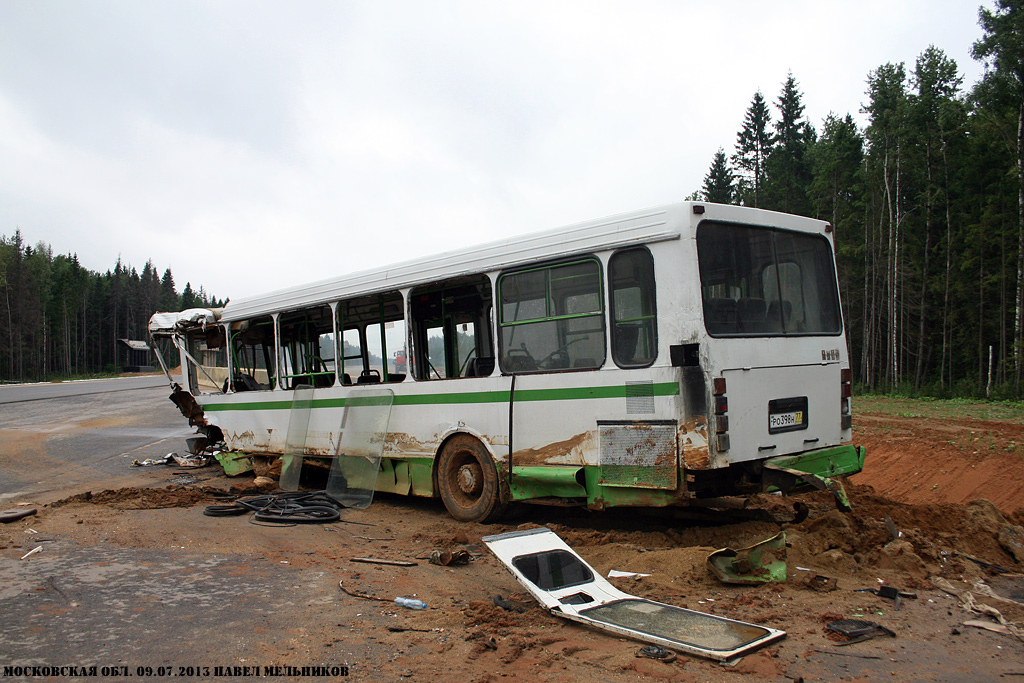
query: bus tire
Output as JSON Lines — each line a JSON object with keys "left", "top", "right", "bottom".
{"left": 437, "top": 434, "right": 507, "bottom": 523}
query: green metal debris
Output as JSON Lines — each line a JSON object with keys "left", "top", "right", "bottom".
{"left": 707, "top": 532, "right": 787, "bottom": 585}
{"left": 213, "top": 451, "right": 254, "bottom": 477}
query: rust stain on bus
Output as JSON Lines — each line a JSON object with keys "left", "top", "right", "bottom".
{"left": 512, "top": 431, "right": 593, "bottom": 466}
{"left": 679, "top": 416, "right": 711, "bottom": 470}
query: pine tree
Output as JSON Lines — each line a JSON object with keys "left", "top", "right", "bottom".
{"left": 732, "top": 91, "right": 774, "bottom": 207}
{"left": 765, "top": 73, "right": 813, "bottom": 215}
{"left": 701, "top": 149, "right": 735, "bottom": 204}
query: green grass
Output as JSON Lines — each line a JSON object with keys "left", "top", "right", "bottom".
{"left": 855, "top": 394, "right": 1024, "bottom": 424}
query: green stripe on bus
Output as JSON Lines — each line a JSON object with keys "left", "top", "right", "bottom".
{"left": 202, "top": 381, "right": 679, "bottom": 412}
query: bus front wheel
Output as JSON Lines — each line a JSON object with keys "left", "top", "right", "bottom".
{"left": 437, "top": 434, "right": 507, "bottom": 523}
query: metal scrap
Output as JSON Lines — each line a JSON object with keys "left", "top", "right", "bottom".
{"left": 707, "top": 532, "right": 787, "bottom": 584}
{"left": 826, "top": 619, "right": 896, "bottom": 646}
{"left": 429, "top": 548, "right": 471, "bottom": 566}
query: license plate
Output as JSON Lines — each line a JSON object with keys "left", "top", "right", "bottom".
{"left": 767, "top": 396, "right": 808, "bottom": 433}
{"left": 769, "top": 411, "right": 804, "bottom": 430}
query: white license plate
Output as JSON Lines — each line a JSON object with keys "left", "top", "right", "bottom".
{"left": 769, "top": 411, "right": 804, "bottom": 430}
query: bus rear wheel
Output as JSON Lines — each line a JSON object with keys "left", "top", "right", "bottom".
{"left": 437, "top": 434, "right": 507, "bottom": 523}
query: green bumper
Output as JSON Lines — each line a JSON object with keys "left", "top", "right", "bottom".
{"left": 762, "top": 444, "right": 866, "bottom": 510}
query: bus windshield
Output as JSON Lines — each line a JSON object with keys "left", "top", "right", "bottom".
{"left": 697, "top": 221, "right": 842, "bottom": 337}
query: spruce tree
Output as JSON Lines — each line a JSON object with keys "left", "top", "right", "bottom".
{"left": 732, "top": 91, "right": 774, "bottom": 207}
{"left": 701, "top": 149, "right": 735, "bottom": 204}
{"left": 765, "top": 73, "right": 813, "bottom": 215}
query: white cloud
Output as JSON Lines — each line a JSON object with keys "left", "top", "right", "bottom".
{"left": 0, "top": 0, "right": 995, "bottom": 300}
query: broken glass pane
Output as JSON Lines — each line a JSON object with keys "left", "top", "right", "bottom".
{"left": 279, "top": 384, "right": 314, "bottom": 491}
{"left": 326, "top": 388, "right": 393, "bottom": 508}
{"left": 580, "top": 599, "right": 772, "bottom": 652}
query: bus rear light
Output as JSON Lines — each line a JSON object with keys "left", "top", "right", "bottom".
{"left": 715, "top": 396, "right": 728, "bottom": 415}
{"left": 713, "top": 375, "right": 729, "bottom": 451}
{"left": 840, "top": 368, "right": 852, "bottom": 430}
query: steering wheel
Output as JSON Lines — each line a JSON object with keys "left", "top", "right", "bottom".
{"left": 539, "top": 337, "right": 587, "bottom": 369}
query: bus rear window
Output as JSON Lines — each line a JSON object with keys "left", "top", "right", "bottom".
{"left": 697, "top": 222, "right": 841, "bottom": 337}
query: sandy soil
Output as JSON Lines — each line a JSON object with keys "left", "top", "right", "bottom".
{"left": 3, "top": 407, "right": 1024, "bottom": 682}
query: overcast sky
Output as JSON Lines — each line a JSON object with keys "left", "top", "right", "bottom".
{"left": 0, "top": 1, "right": 991, "bottom": 303}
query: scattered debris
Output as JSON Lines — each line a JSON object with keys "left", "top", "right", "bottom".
{"left": 492, "top": 595, "right": 527, "bottom": 613}
{"left": 171, "top": 453, "right": 209, "bottom": 468}
{"left": 953, "top": 552, "right": 1011, "bottom": 575}
{"left": 394, "top": 597, "right": 427, "bottom": 610}
{"left": 203, "top": 491, "right": 342, "bottom": 523}
{"left": 608, "top": 569, "right": 651, "bottom": 578}
{"left": 854, "top": 585, "right": 917, "bottom": 610}
{"left": 131, "top": 456, "right": 171, "bottom": 467}
{"left": 884, "top": 513, "right": 902, "bottom": 540}
{"left": 0, "top": 508, "right": 37, "bottom": 524}
{"left": 388, "top": 626, "right": 437, "bottom": 633}
{"left": 825, "top": 619, "right": 896, "bottom": 646}
{"left": 338, "top": 579, "right": 391, "bottom": 603}
{"left": 20, "top": 546, "right": 43, "bottom": 560}
{"left": 964, "top": 619, "right": 1016, "bottom": 636}
{"left": 351, "top": 557, "right": 418, "bottom": 567}
{"left": 636, "top": 645, "right": 676, "bottom": 663}
{"left": 805, "top": 574, "right": 838, "bottom": 592}
{"left": 429, "top": 548, "right": 471, "bottom": 566}
{"left": 707, "top": 532, "right": 787, "bottom": 585}
{"left": 213, "top": 451, "right": 254, "bottom": 477}
{"left": 809, "top": 649, "right": 882, "bottom": 660}
{"left": 930, "top": 576, "right": 1024, "bottom": 642}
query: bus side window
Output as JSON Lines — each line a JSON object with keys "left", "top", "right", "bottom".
{"left": 278, "top": 305, "right": 335, "bottom": 389}
{"left": 410, "top": 275, "right": 494, "bottom": 380}
{"left": 498, "top": 259, "right": 605, "bottom": 374}
{"left": 339, "top": 291, "right": 406, "bottom": 384}
{"left": 229, "top": 316, "right": 276, "bottom": 392}
{"left": 609, "top": 248, "right": 657, "bottom": 368}
{"left": 185, "top": 326, "right": 228, "bottom": 395}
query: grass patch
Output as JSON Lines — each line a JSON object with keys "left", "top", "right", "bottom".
{"left": 856, "top": 394, "right": 1024, "bottom": 424}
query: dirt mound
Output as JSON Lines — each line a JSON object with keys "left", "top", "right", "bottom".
{"left": 782, "top": 485, "right": 1024, "bottom": 585}
{"left": 853, "top": 413, "right": 1024, "bottom": 514}
{"left": 48, "top": 485, "right": 254, "bottom": 510}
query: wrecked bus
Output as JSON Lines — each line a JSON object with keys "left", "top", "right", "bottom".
{"left": 149, "top": 201, "right": 865, "bottom": 522}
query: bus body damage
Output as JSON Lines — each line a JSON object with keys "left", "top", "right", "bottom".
{"left": 145, "top": 201, "right": 866, "bottom": 522}
{"left": 149, "top": 308, "right": 224, "bottom": 444}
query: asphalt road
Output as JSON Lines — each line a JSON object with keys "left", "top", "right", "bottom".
{"left": 0, "top": 377, "right": 369, "bottom": 681}
{"left": 0, "top": 375, "right": 193, "bottom": 503}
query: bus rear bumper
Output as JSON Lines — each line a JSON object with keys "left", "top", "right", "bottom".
{"left": 761, "top": 444, "right": 866, "bottom": 511}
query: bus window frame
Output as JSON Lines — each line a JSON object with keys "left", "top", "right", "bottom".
{"left": 608, "top": 246, "right": 658, "bottom": 369}
{"left": 497, "top": 257, "right": 607, "bottom": 375}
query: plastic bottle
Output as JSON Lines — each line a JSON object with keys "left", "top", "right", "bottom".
{"left": 394, "top": 597, "right": 427, "bottom": 610}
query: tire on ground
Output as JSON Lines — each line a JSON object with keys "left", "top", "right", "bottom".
{"left": 436, "top": 434, "right": 507, "bottom": 523}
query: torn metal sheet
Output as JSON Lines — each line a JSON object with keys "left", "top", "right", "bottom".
{"left": 483, "top": 527, "right": 785, "bottom": 661}
{"left": 707, "top": 532, "right": 787, "bottom": 585}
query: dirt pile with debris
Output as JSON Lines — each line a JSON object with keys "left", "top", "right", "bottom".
{"left": 4, "top": 404, "right": 1024, "bottom": 682}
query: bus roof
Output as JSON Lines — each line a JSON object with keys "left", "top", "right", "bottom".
{"left": 216, "top": 201, "right": 826, "bottom": 323}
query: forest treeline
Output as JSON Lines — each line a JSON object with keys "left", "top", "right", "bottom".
{"left": 697, "top": 0, "right": 1024, "bottom": 399}
{"left": 0, "top": 230, "right": 223, "bottom": 382}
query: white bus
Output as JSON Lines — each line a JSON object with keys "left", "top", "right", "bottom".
{"left": 149, "top": 202, "right": 864, "bottom": 522}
